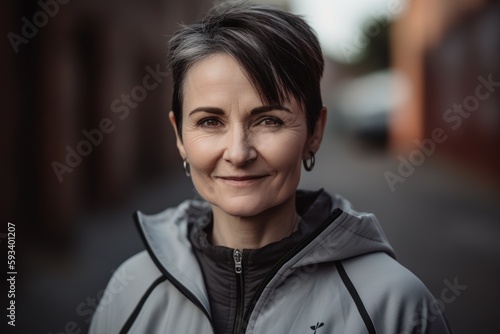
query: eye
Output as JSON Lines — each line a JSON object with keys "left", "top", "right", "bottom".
{"left": 258, "top": 117, "right": 284, "bottom": 126}
{"left": 198, "top": 118, "right": 222, "bottom": 127}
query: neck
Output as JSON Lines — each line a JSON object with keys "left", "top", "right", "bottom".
{"left": 210, "top": 195, "right": 299, "bottom": 249}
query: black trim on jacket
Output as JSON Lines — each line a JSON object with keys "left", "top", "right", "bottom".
{"left": 119, "top": 276, "right": 167, "bottom": 334}
{"left": 336, "top": 261, "right": 377, "bottom": 334}
{"left": 133, "top": 212, "right": 217, "bottom": 332}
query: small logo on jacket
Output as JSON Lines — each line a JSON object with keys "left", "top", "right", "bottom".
{"left": 310, "top": 322, "right": 324, "bottom": 333}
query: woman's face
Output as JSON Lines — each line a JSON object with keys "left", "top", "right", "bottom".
{"left": 170, "top": 53, "right": 325, "bottom": 218}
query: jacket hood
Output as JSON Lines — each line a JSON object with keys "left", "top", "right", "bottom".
{"left": 290, "top": 189, "right": 395, "bottom": 269}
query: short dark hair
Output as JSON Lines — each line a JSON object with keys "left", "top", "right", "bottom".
{"left": 168, "top": 1, "right": 324, "bottom": 139}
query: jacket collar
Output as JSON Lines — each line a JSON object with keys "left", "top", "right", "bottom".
{"left": 134, "top": 200, "right": 212, "bottom": 313}
{"left": 134, "top": 189, "right": 394, "bottom": 313}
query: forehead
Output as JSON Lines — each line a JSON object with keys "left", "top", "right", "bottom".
{"left": 182, "top": 53, "right": 304, "bottom": 108}
{"left": 182, "top": 54, "right": 263, "bottom": 105}
{"left": 187, "top": 54, "right": 245, "bottom": 82}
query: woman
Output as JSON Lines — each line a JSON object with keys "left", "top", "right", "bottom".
{"left": 90, "top": 2, "right": 451, "bottom": 333}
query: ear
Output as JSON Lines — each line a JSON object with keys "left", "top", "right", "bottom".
{"left": 303, "top": 106, "right": 327, "bottom": 159}
{"left": 169, "top": 111, "right": 187, "bottom": 160}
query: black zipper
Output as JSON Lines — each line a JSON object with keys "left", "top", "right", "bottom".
{"left": 133, "top": 212, "right": 216, "bottom": 333}
{"left": 236, "top": 208, "right": 343, "bottom": 334}
{"left": 232, "top": 249, "right": 244, "bottom": 334}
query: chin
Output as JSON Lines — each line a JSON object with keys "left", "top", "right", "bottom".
{"left": 213, "top": 197, "right": 271, "bottom": 218}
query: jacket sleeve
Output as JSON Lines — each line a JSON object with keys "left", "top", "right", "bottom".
{"left": 88, "top": 251, "right": 164, "bottom": 334}
{"left": 343, "top": 253, "right": 453, "bottom": 334}
{"left": 394, "top": 283, "right": 453, "bottom": 334}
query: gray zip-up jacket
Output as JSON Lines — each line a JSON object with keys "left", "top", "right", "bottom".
{"left": 89, "top": 190, "right": 451, "bottom": 334}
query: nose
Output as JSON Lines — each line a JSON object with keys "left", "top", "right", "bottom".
{"left": 222, "top": 124, "right": 257, "bottom": 167}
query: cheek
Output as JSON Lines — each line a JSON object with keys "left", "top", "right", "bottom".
{"left": 182, "top": 135, "right": 219, "bottom": 195}
{"left": 259, "top": 132, "right": 307, "bottom": 166}
{"left": 182, "top": 132, "right": 221, "bottom": 171}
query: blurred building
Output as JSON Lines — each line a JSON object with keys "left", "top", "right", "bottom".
{"left": 390, "top": 0, "right": 500, "bottom": 184}
{"left": 3, "top": 0, "right": 214, "bottom": 244}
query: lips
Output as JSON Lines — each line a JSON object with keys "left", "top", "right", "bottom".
{"left": 217, "top": 174, "right": 268, "bottom": 186}
{"left": 220, "top": 175, "right": 267, "bottom": 181}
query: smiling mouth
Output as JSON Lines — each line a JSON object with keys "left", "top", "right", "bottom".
{"left": 217, "top": 175, "right": 268, "bottom": 186}
{"left": 220, "top": 175, "right": 267, "bottom": 181}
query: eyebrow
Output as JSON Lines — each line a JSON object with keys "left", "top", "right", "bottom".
{"left": 251, "top": 105, "right": 292, "bottom": 115}
{"left": 188, "top": 105, "right": 291, "bottom": 116}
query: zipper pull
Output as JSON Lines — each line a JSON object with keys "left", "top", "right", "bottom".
{"left": 233, "top": 249, "right": 243, "bottom": 274}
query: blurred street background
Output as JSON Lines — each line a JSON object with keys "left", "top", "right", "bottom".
{"left": 1, "top": 0, "right": 499, "bottom": 333}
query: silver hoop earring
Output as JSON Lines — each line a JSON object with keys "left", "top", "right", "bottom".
{"left": 303, "top": 151, "right": 315, "bottom": 172}
{"left": 183, "top": 159, "right": 191, "bottom": 177}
